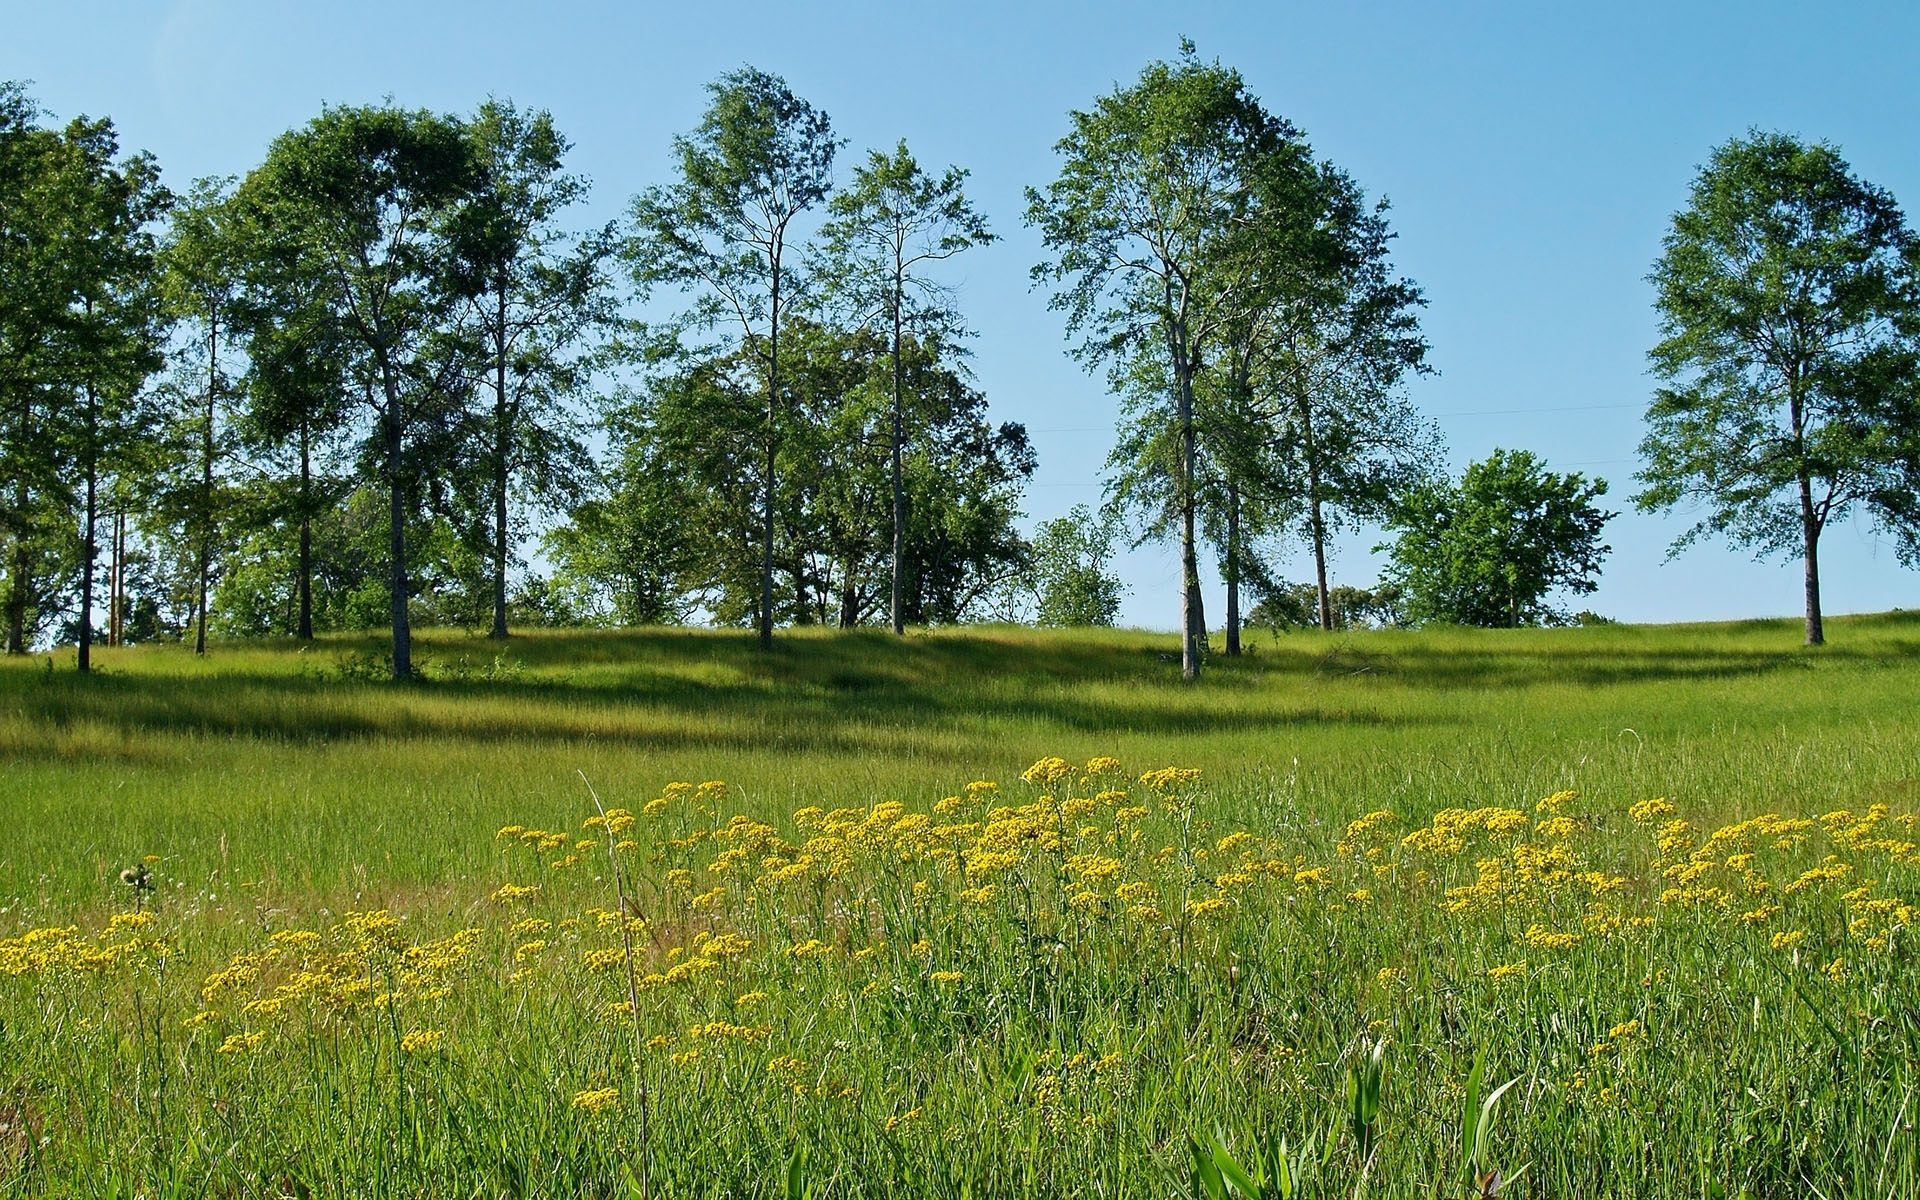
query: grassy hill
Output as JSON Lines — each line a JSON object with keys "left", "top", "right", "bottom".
{"left": 4, "top": 616, "right": 1920, "bottom": 1196}
{"left": 5, "top": 614, "right": 1918, "bottom": 912}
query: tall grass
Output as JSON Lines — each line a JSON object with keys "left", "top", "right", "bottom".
{"left": 2, "top": 616, "right": 1918, "bottom": 1196}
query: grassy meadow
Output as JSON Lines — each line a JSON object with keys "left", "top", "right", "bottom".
{"left": 3, "top": 616, "right": 1920, "bottom": 1197}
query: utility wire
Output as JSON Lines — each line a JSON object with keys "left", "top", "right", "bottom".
{"left": 1024, "top": 402, "right": 1641, "bottom": 434}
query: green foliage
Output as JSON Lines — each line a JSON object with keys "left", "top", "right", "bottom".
{"left": 236, "top": 102, "right": 479, "bottom": 677}
{"left": 1384, "top": 449, "right": 1613, "bottom": 628}
{"left": 1248, "top": 580, "right": 1403, "bottom": 633}
{"left": 1637, "top": 130, "right": 1920, "bottom": 644}
{"left": 558, "top": 320, "right": 1031, "bottom": 629}
{"left": 1029, "top": 42, "right": 1301, "bottom": 677}
{"left": 627, "top": 67, "right": 840, "bottom": 648}
{"left": 1031, "top": 504, "right": 1123, "bottom": 627}
{"left": 212, "top": 486, "right": 491, "bottom": 636}
{"left": 816, "top": 139, "right": 995, "bottom": 634}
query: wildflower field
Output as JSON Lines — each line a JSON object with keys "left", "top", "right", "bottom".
{"left": 4, "top": 618, "right": 1920, "bottom": 1198}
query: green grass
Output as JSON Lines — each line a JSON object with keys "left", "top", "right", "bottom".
{"left": 3, "top": 616, "right": 1919, "bottom": 1197}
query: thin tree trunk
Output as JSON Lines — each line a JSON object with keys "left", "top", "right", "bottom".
{"left": 381, "top": 374, "right": 410, "bottom": 681}
{"left": 6, "top": 389, "right": 30, "bottom": 653}
{"left": 107, "top": 509, "right": 119, "bottom": 647}
{"left": 1789, "top": 382, "right": 1824, "bottom": 647}
{"left": 79, "top": 382, "right": 97, "bottom": 674}
{"left": 890, "top": 282, "right": 906, "bottom": 636}
{"left": 839, "top": 565, "right": 859, "bottom": 629}
{"left": 1301, "top": 394, "right": 1332, "bottom": 631}
{"left": 114, "top": 510, "right": 126, "bottom": 646}
{"left": 5, "top": 528, "right": 26, "bottom": 654}
{"left": 195, "top": 312, "right": 217, "bottom": 656}
{"left": 760, "top": 264, "right": 779, "bottom": 651}
{"left": 297, "top": 420, "right": 313, "bottom": 641}
{"left": 1177, "top": 339, "right": 1201, "bottom": 682}
{"left": 1800, "top": 478, "right": 1823, "bottom": 646}
{"left": 490, "top": 285, "right": 510, "bottom": 639}
{"left": 1225, "top": 483, "right": 1241, "bottom": 656}
{"left": 1310, "top": 493, "right": 1331, "bottom": 632}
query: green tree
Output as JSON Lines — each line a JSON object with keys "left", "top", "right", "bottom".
{"left": 0, "top": 81, "right": 66, "bottom": 653}
{"left": 1028, "top": 43, "right": 1296, "bottom": 679}
{"left": 560, "top": 319, "right": 1031, "bottom": 629}
{"left": 1253, "top": 163, "right": 1436, "bottom": 632}
{"left": 1637, "top": 131, "right": 1920, "bottom": 646}
{"left": 237, "top": 104, "right": 476, "bottom": 678}
{"left": 628, "top": 67, "right": 838, "bottom": 650}
{"left": 25, "top": 109, "right": 170, "bottom": 670}
{"left": 1031, "top": 504, "right": 1124, "bottom": 628}
{"left": 228, "top": 181, "right": 356, "bottom": 641}
{"left": 1383, "top": 448, "right": 1613, "bottom": 628}
{"left": 816, "top": 140, "right": 994, "bottom": 634}
{"left": 451, "top": 99, "right": 610, "bottom": 640}
{"left": 155, "top": 177, "right": 246, "bottom": 655}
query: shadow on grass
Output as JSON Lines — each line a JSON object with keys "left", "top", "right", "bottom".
{"left": 3, "top": 613, "right": 1916, "bottom": 763}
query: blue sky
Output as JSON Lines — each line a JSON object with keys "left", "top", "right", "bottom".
{"left": 8, "top": 1, "right": 1920, "bottom": 628}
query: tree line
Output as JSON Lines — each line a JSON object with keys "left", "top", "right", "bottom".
{"left": 0, "top": 73, "right": 1034, "bottom": 679}
{"left": 5, "top": 49, "right": 1919, "bottom": 679}
{"left": 1025, "top": 47, "right": 1920, "bottom": 665}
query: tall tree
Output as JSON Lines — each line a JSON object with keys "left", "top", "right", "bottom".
{"left": 1383, "top": 449, "right": 1613, "bottom": 628}
{"left": 231, "top": 200, "right": 356, "bottom": 642}
{"left": 0, "top": 81, "right": 63, "bottom": 653}
{"left": 156, "top": 177, "right": 244, "bottom": 655}
{"left": 452, "top": 99, "right": 610, "bottom": 639}
{"left": 237, "top": 104, "right": 476, "bottom": 679}
{"left": 1638, "top": 131, "right": 1920, "bottom": 646}
{"left": 1028, "top": 43, "right": 1299, "bottom": 679}
{"left": 560, "top": 319, "right": 1031, "bottom": 630}
{"left": 49, "top": 116, "right": 170, "bottom": 671}
{"left": 628, "top": 68, "right": 838, "bottom": 650}
{"left": 1249, "top": 161, "right": 1435, "bottom": 632}
{"left": 815, "top": 141, "right": 994, "bottom": 634}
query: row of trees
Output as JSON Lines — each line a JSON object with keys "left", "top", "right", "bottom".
{"left": 1028, "top": 44, "right": 1446, "bottom": 677}
{"left": 8, "top": 52, "right": 1917, "bottom": 674}
{"left": 1029, "top": 52, "right": 1920, "bottom": 659}
{"left": 0, "top": 74, "right": 1037, "bottom": 678}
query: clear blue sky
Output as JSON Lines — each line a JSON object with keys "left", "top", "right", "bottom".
{"left": 8, "top": 1, "right": 1919, "bottom": 628}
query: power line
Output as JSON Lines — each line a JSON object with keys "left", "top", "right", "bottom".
{"left": 1025, "top": 402, "right": 1641, "bottom": 434}
{"left": 1432, "top": 402, "right": 1640, "bottom": 418}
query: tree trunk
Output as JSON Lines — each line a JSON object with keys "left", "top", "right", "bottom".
{"left": 1789, "top": 382, "right": 1824, "bottom": 646}
{"left": 5, "top": 387, "right": 30, "bottom": 654}
{"left": 1224, "top": 483, "right": 1241, "bottom": 656}
{"left": 297, "top": 420, "right": 313, "bottom": 641}
{"left": 890, "top": 283, "right": 906, "bottom": 636}
{"left": 79, "top": 383, "right": 97, "bottom": 674}
{"left": 839, "top": 568, "right": 858, "bottom": 629}
{"left": 195, "top": 312, "right": 217, "bottom": 656}
{"left": 490, "top": 285, "right": 510, "bottom": 640}
{"left": 5, "top": 530, "right": 26, "bottom": 655}
{"left": 107, "top": 509, "right": 120, "bottom": 647}
{"left": 1177, "top": 346, "right": 1201, "bottom": 682}
{"left": 759, "top": 264, "right": 779, "bottom": 651}
{"left": 1799, "top": 477, "right": 1824, "bottom": 646}
{"left": 381, "top": 374, "right": 410, "bottom": 681}
{"left": 1301, "top": 395, "right": 1332, "bottom": 631}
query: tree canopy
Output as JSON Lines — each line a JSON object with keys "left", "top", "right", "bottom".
{"left": 1637, "top": 131, "right": 1920, "bottom": 645}
{"left": 1383, "top": 448, "right": 1613, "bottom": 628}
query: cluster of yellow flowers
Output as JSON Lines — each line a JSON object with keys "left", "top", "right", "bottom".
{"left": 6, "top": 758, "right": 1917, "bottom": 1130}
{"left": 0, "top": 912, "right": 172, "bottom": 977}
